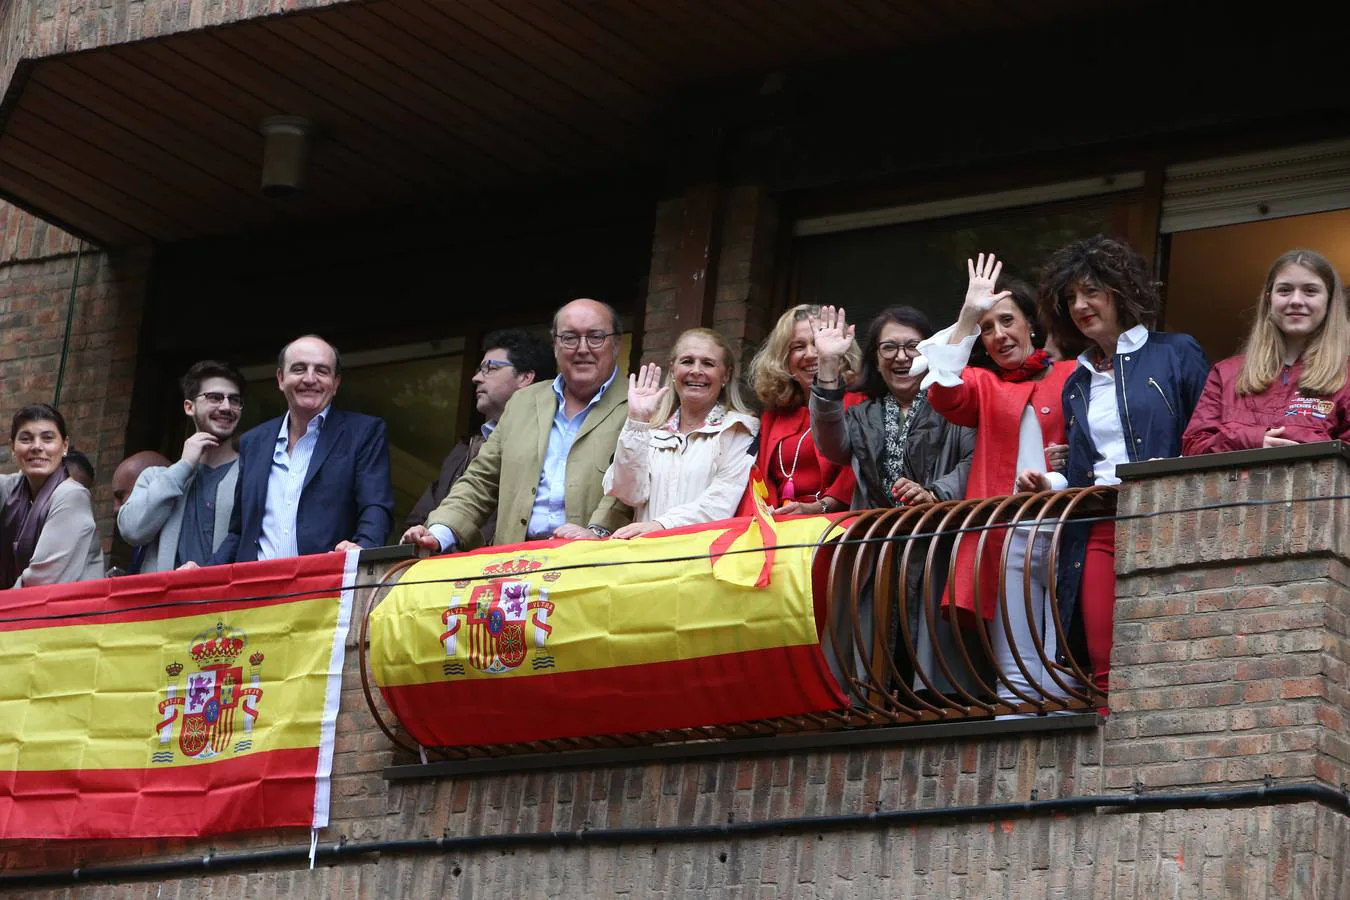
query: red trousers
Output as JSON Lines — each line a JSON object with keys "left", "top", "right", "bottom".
{"left": 1080, "top": 521, "right": 1117, "bottom": 696}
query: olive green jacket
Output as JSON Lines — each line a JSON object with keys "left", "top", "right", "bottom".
{"left": 425, "top": 377, "right": 633, "bottom": 549}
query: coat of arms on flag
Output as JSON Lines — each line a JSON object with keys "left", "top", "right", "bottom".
{"left": 440, "top": 556, "right": 556, "bottom": 676}
{"left": 155, "top": 621, "right": 265, "bottom": 762}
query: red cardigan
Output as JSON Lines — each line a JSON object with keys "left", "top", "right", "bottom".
{"left": 1182, "top": 356, "right": 1350, "bottom": 455}
{"left": 739, "top": 399, "right": 860, "bottom": 515}
{"left": 927, "top": 361, "right": 1075, "bottom": 623}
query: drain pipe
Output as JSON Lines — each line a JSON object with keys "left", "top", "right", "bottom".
{"left": 3, "top": 781, "right": 1346, "bottom": 889}
{"left": 52, "top": 238, "right": 85, "bottom": 407}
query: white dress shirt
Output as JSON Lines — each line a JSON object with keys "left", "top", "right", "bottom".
{"left": 258, "top": 406, "right": 329, "bottom": 561}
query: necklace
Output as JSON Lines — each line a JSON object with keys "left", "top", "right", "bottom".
{"left": 777, "top": 428, "right": 810, "bottom": 501}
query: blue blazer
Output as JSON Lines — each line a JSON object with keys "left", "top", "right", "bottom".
{"left": 209, "top": 408, "right": 394, "bottom": 564}
{"left": 1055, "top": 331, "right": 1210, "bottom": 623}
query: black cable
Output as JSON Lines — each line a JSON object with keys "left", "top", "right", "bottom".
{"left": 2, "top": 489, "right": 1347, "bottom": 627}
{"left": 2, "top": 781, "right": 1345, "bottom": 888}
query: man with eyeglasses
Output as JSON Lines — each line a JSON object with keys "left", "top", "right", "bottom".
{"left": 402, "top": 329, "right": 554, "bottom": 539}
{"left": 117, "top": 360, "right": 246, "bottom": 572}
{"left": 402, "top": 298, "right": 633, "bottom": 552}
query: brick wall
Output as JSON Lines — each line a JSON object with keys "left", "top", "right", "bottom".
{"left": 1111, "top": 454, "right": 1350, "bottom": 793}
{"left": 0, "top": 201, "right": 150, "bottom": 542}
{"left": 639, "top": 186, "right": 780, "bottom": 369}
{"left": 3, "top": 453, "right": 1350, "bottom": 897}
{"left": 0, "top": 0, "right": 359, "bottom": 98}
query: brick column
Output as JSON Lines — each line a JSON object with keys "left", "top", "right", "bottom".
{"left": 639, "top": 185, "right": 780, "bottom": 369}
{"left": 1107, "top": 449, "right": 1350, "bottom": 791}
{"left": 0, "top": 202, "right": 150, "bottom": 542}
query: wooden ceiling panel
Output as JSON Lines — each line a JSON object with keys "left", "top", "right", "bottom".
{"left": 0, "top": 0, "right": 1139, "bottom": 245}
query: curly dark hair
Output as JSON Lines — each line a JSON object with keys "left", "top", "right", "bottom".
{"left": 856, "top": 306, "right": 935, "bottom": 398}
{"left": 969, "top": 275, "right": 1045, "bottom": 371}
{"left": 1037, "top": 235, "right": 1161, "bottom": 358}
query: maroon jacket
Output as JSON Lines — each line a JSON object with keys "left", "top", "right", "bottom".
{"left": 1182, "top": 356, "right": 1350, "bottom": 455}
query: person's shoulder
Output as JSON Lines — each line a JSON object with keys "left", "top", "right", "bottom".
{"left": 327, "top": 408, "right": 385, "bottom": 430}
{"left": 239, "top": 417, "right": 283, "bottom": 446}
{"left": 724, "top": 410, "right": 760, "bottom": 435}
{"left": 1150, "top": 330, "right": 1207, "bottom": 356}
{"left": 52, "top": 477, "right": 94, "bottom": 508}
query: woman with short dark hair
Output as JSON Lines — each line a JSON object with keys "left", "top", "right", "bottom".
{"left": 810, "top": 304, "right": 978, "bottom": 696}
{"left": 0, "top": 404, "right": 104, "bottom": 589}
{"left": 1030, "top": 234, "right": 1209, "bottom": 703}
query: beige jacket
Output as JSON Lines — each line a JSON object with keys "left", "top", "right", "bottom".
{"left": 0, "top": 473, "right": 105, "bottom": 588}
{"left": 426, "top": 378, "right": 633, "bottom": 548}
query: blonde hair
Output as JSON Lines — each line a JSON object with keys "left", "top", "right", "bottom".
{"left": 749, "top": 305, "right": 860, "bottom": 410}
{"left": 1237, "top": 249, "right": 1349, "bottom": 396}
{"left": 649, "top": 328, "right": 755, "bottom": 426}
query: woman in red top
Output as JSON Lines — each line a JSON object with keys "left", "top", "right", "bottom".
{"left": 745, "top": 304, "right": 861, "bottom": 516}
{"left": 1183, "top": 249, "right": 1350, "bottom": 454}
{"left": 918, "top": 254, "right": 1075, "bottom": 712}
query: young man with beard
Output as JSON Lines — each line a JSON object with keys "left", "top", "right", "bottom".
{"left": 117, "top": 360, "right": 246, "bottom": 572}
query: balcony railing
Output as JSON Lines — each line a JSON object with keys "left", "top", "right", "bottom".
{"left": 360, "top": 487, "right": 1116, "bottom": 761}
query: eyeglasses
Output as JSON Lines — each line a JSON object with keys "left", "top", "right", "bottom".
{"left": 553, "top": 331, "right": 618, "bottom": 350}
{"left": 195, "top": 392, "right": 244, "bottom": 409}
{"left": 474, "top": 359, "right": 513, "bottom": 378}
{"left": 878, "top": 340, "right": 922, "bottom": 359}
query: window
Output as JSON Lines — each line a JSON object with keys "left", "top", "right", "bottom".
{"left": 791, "top": 175, "right": 1146, "bottom": 333}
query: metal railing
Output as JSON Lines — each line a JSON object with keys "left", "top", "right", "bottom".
{"left": 360, "top": 487, "right": 1115, "bottom": 760}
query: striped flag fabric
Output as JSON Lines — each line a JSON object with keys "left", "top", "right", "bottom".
{"left": 0, "top": 551, "right": 358, "bottom": 840}
{"left": 370, "top": 515, "right": 846, "bottom": 748}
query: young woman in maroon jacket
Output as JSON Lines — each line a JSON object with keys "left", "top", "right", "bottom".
{"left": 1183, "top": 250, "right": 1350, "bottom": 454}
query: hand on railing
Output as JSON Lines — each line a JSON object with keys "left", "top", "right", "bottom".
{"left": 890, "top": 477, "right": 935, "bottom": 505}
{"left": 1015, "top": 469, "right": 1052, "bottom": 493}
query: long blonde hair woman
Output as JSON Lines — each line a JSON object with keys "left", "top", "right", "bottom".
{"left": 742, "top": 304, "right": 861, "bottom": 516}
{"left": 1184, "top": 249, "right": 1350, "bottom": 454}
{"left": 603, "top": 328, "right": 759, "bottom": 538}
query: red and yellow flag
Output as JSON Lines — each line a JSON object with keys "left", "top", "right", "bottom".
{"left": 0, "top": 552, "right": 358, "bottom": 840}
{"left": 370, "top": 516, "right": 846, "bottom": 748}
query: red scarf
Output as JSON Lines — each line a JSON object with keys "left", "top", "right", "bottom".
{"left": 998, "top": 348, "right": 1052, "bottom": 383}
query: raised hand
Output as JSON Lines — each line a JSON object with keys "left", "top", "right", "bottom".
{"left": 810, "top": 306, "right": 856, "bottom": 374}
{"left": 964, "top": 253, "right": 1011, "bottom": 314}
{"left": 626, "top": 363, "right": 671, "bottom": 422}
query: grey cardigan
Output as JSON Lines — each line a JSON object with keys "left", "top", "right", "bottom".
{"left": 116, "top": 459, "right": 238, "bottom": 573}
{"left": 0, "top": 473, "right": 105, "bottom": 587}
{"left": 809, "top": 386, "right": 975, "bottom": 509}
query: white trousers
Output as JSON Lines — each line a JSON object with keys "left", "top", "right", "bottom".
{"left": 988, "top": 527, "right": 1077, "bottom": 704}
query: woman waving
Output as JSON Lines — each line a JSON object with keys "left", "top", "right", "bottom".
{"left": 604, "top": 328, "right": 759, "bottom": 537}
{"left": 919, "top": 254, "right": 1076, "bottom": 710}
{"left": 1183, "top": 249, "right": 1350, "bottom": 454}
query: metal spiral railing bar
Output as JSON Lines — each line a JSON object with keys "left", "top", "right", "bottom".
{"left": 360, "top": 487, "right": 1118, "bottom": 760}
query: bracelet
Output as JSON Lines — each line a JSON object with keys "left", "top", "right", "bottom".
{"left": 813, "top": 375, "right": 841, "bottom": 388}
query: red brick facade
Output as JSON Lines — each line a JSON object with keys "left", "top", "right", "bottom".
{"left": 0, "top": 201, "right": 149, "bottom": 542}
{"left": 2, "top": 454, "right": 1348, "bottom": 897}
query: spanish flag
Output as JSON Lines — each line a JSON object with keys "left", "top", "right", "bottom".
{"left": 0, "top": 552, "right": 358, "bottom": 840}
{"left": 370, "top": 516, "right": 846, "bottom": 748}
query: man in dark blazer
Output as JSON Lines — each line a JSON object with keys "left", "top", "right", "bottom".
{"left": 194, "top": 334, "right": 393, "bottom": 567}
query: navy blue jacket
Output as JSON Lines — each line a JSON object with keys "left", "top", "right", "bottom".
{"left": 209, "top": 408, "right": 394, "bottom": 565}
{"left": 1056, "top": 332, "right": 1210, "bottom": 621}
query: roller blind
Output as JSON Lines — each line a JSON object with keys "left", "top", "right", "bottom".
{"left": 1161, "top": 138, "right": 1350, "bottom": 233}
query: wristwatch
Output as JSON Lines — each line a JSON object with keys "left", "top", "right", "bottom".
{"left": 587, "top": 524, "right": 612, "bottom": 538}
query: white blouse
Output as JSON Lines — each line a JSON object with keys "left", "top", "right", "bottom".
{"left": 603, "top": 405, "right": 759, "bottom": 529}
{"left": 1073, "top": 324, "right": 1149, "bottom": 486}
{"left": 919, "top": 324, "right": 1067, "bottom": 491}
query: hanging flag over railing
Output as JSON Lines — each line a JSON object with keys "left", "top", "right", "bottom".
{"left": 368, "top": 515, "right": 848, "bottom": 749}
{"left": 0, "top": 552, "right": 358, "bottom": 840}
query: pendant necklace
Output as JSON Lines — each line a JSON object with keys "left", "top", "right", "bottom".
{"left": 777, "top": 429, "right": 810, "bottom": 501}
